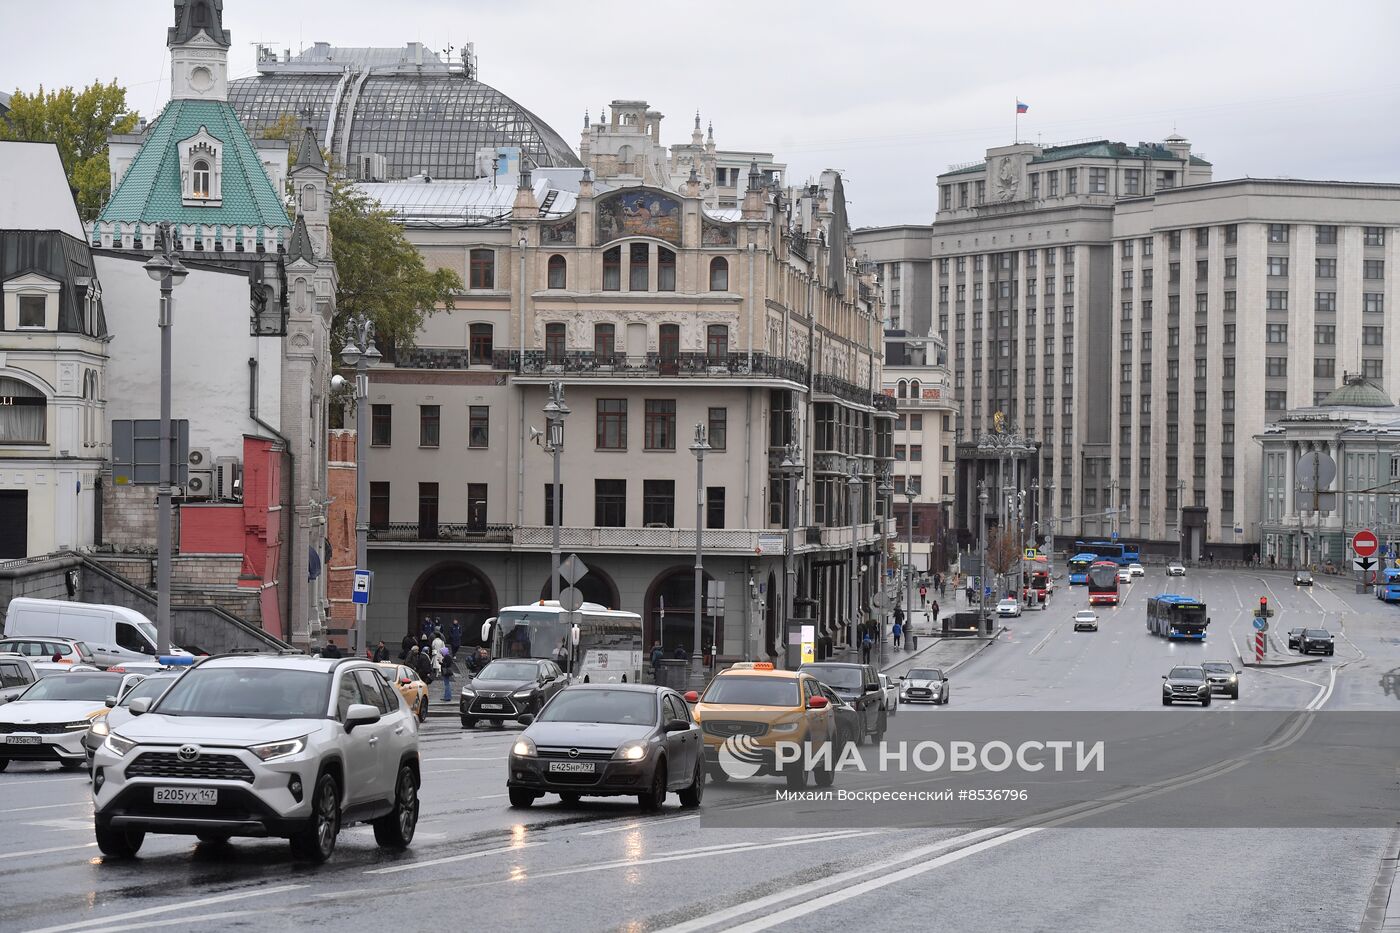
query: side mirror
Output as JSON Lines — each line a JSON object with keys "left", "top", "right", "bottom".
{"left": 683, "top": 690, "right": 699, "bottom": 703}
{"left": 864, "top": 684, "right": 879, "bottom": 694}
{"left": 1161, "top": 674, "right": 1168, "bottom": 680}
{"left": 128, "top": 696, "right": 152, "bottom": 716}
{"left": 898, "top": 675, "right": 906, "bottom": 681}
{"left": 664, "top": 718, "right": 691, "bottom": 733}
{"left": 517, "top": 713, "right": 535, "bottom": 726}
{"left": 808, "top": 695, "right": 829, "bottom": 709}
{"left": 399, "top": 677, "right": 412, "bottom": 686}
{"left": 344, "top": 703, "right": 381, "bottom": 732}
{"left": 104, "top": 696, "right": 118, "bottom": 708}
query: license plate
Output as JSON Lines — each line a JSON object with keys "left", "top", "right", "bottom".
{"left": 547, "top": 761, "right": 596, "bottom": 773}
{"left": 481, "top": 703, "right": 504, "bottom": 710}
{"left": 153, "top": 787, "right": 218, "bottom": 805}
{"left": 4, "top": 735, "right": 41, "bottom": 745}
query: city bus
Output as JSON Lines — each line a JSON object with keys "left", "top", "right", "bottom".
{"left": 482, "top": 600, "right": 643, "bottom": 684}
{"left": 1067, "top": 553, "right": 1097, "bottom": 585}
{"left": 1145, "top": 595, "right": 1209, "bottom": 640}
{"left": 1027, "top": 562, "right": 1052, "bottom": 604}
{"left": 1073, "top": 540, "right": 1140, "bottom": 566}
{"left": 1086, "top": 561, "right": 1121, "bottom": 606}
{"left": 1377, "top": 567, "right": 1400, "bottom": 604}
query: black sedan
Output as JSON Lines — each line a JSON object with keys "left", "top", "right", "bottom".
{"left": 1293, "top": 570, "right": 1313, "bottom": 586}
{"left": 811, "top": 681, "right": 862, "bottom": 750}
{"left": 461, "top": 659, "right": 569, "bottom": 728}
{"left": 1288, "top": 628, "right": 1335, "bottom": 656}
{"left": 797, "top": 662, "right": 886, "bottom": 744}
{"left": 507, "top": 684, "right": 703, "bottom": 811}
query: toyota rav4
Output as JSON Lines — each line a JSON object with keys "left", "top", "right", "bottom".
{"left": 91, "top": 655, "right": 420, "bottom": 862}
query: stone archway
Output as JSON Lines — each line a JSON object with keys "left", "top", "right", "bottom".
{"left": 537, "top": 565, "right": 621, "bottom": 610}
{"left": 408, "top": 561, "right": 498, "bottom": 647}
{"left": 642, "top": 565, "right": 715, "bottom": 658}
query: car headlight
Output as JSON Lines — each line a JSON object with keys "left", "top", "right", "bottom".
{"left": 512, "top": 688, "right": 535, "bottom": 699}
{"left": 460, "top": 687, "right": 475, "bottom": 698}
{"left": 1197, "top": 684, "right": 1208, "bottom": 692}
{"left": 104, "top": 733, "right": 137, "bottom": 757}
{"left": 512, "top": 736, "right": 537, "bottom": 758}
{"left": 1162, "top": 683, "right": 1172, "bottom": 692}
{"left": 613, "top": 741, "right": 649, "bottom": 761}
{"left": 249, "top": 737, "right": 307, "bottom": 762}
{"left": 770, "top": 722, "right": 800, "bottom": 734}
{"left": 1229, "top": 675, "right": 1237, "bottom": 683}
{"left": 90, "top": 719, "right": 110, "bottom": 737}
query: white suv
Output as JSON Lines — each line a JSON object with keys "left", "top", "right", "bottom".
{"left": 91, "top": 655, "right": 420, "bottom": 862}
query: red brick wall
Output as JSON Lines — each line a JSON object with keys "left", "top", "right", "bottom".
{"left": 241, "top": 436, "right": 284, "bottom": 640}
{"left": 179, "top": 505, "right": 244, "bottom": 554}
{"left": 326, "top": 429, "right": 357, "bottom": 633}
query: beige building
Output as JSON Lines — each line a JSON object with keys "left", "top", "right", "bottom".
{"left": 357, "top": 102, "right": 891, "bottom": 661}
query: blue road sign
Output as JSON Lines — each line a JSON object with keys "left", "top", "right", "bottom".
{"left": 352, "top": 569, "right": 373, "bottom": 605}
{"left": 1111, "top": 531, "right": 1119, "bottom": 541}
{"left": 1252, "top": 617, "right": 1267, "bottom": 631}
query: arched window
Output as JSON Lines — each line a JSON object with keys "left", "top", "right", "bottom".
{"left": 545, "top": 322, "right": 567, "bottom": 363}
{"left": 602, "top": 247, "right": 621, "bottom": 291}
{"left": 910, "top": 379, "right": 921, "bottom": 398}
{"left": 0, "top": 377, "right": 47, "bottom": 443}
{"left": 709, "top": 257, "right": 729, "bottom": 291}
{"left": 301, "top": 184, "right": 317, "bottom": 213}
{"left": 192, "top": 160, "right": 210, "bottom": 198}
{"left": 897, "top": 380, "right": 908, "bottom": 399}
{"left": 547, "top": 254, "right": 566, "bottom": 289}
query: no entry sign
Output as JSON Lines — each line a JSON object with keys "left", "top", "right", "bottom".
{"left": 1352, "top": 529, "right": 1379, "bottom": 558}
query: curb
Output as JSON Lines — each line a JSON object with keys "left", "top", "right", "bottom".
{"left": 1242, "top": 655, "right": 1330, "bottom": 669}
{"left": 879, "top": 626, "right": 1002, "bottom": 676}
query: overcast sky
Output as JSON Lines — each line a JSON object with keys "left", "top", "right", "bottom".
{"left": 5, "top": 0, "right": 1399, "bottom": 227}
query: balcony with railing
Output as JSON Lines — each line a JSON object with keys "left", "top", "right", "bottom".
{"left": 368, "top": 523, "right": 514, "bottom": 544}
{"left": 367, "top": 521, "right": 888, "bottom": 553}
{"left": 497, "top": 350, "right": 809, "bottom": 383}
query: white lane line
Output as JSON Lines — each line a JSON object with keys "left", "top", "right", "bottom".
{"left": 0, "top": 842, "right": 96, "bottom": 860}
{"left": 1247, "top": 667, "right": 1325, "bottom": 689}
{"left": 1307, "top": 665, "right": 1339, "bottom": 711}
{"left": 423, "top": 756, "right": 504, "bottom": 762}
{"left": 1028, "top": 625, "right": 1058, "bottom": 656}
{"left": 0, "top": 802, "right": 82, "bottom": 814}
{"left": 579, "top": 813, "right": 701, "bottom": 836}
{"left": 363, "top": 840, "right": 546, "bottom": 875}
{"left": 0, "top": 776, "right": 89, "bottom": 787}
{"left": 22, "top": 884, "right": 307, "bottom": 933}
{"left": 474, "top": 793, "right": 507, "bottom": 799}
{"left": 76, "top": 909, "right": 294, "bottom": 933}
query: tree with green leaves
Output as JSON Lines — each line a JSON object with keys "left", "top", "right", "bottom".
{"left": 0, "top": 81, "right": 140, "bottom": 221}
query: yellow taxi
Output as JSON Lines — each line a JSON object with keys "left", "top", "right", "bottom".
{"left": 378, "top": 662, "right": 429, "bottom": 721}
{"left": 684, "top": 662, "right": 838, "bottom": 789}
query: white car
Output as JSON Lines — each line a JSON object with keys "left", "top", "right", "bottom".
{"left": 1116, "top": 568, "right": 1132, "bottom": 584}
{"left": 1073, "top": 610, "right": 1099, "bottom": 632}
{"left": 877, "top": 673, "right": 898, "bottom": 716}
{"left": 0, "top": 654, "right": 39, "bottom": 703}
{"left": 92, "top": 655, "right": 420, "bottom": 862}
{"left": 0, "top": 670, "right": 143, "bottom": 771}
{"left": 996, "top": 598, "right": 1022, "bottom": 618}
{"left": 1128, "top": 563, "right": 1145, "bottom": 578}
{"left": 1166, "top": 562, "right": 1187, "bottom": 577}
{"left": 899, "top": 668, "right": 949, "bottom": 704}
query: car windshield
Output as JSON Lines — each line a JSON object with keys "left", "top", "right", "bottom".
{"left": 1297, "top": 572, "right": 1312, "bottom": 579}
{"left": 908, "top": 669, "right": 943, "bottom": 680}
{"left": 477, "top": 661, "right": 540, "bottom": 682}
{"left": 537, "top": 689, "right": 657, "bottom": 725}
{"left": 1305, "top": 629, "right": 1330, "bottom": 637}
{"left": 1169, "top": 667, "right": 1204, "bottom": 680}
{"left": 799, "top": 666, "right": 863, "bottom": 690}
{"left": 1202, "top": 663, "right": 1233, "bottom": 673}
{"left": 15, "top": 673, "right": 121, "bottom": 702}
{"left": 702, "top": 676, "right": 799, "bottom": 707}
{"left": 1076, "top": 612, "right": 1095, "bottom": 618}
{"left": 118, "top": 676, "right": 178, "bottom": 706}
{"left": 154, "top": 667, "right": 329, "bottom": 719}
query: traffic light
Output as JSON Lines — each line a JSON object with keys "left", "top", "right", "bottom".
{"left": 1258, "top": 597, "right": 1270, "bottom": 618}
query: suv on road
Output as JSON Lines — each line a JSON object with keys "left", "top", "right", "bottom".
{"left": 1288, "top": 628, "right": 1335, "bottom": 656}
{"left": 1072, "top": 610, "right": 1099, "bottom": 632}
{"left": 1201, "top": 660, "right": 1240, "bottom": 699}
{"left": 91, "top": 655, "right": 421, "bottom": 862}
{"left": 1293, "top": 570, "right": 1313, "bottom": 586}
{"left": 1161, "top": 666, "right": 1211, "bottom": 706}
{"left": 797, "top": 662, "right": 886, "bottom": 744}
{"left": 1166, "top": 562, "right": 1187, "bottom": 577}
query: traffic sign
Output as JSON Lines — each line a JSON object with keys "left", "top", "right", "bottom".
{"left": 1353, "top": 555, "right": 1378, "bottom": 574}
{"left": 351, "top": 570, "right": 373, "bottom": 605}
{"left": 1352, "top": 529, "right": 1379, "bottom": 558}
{"left": 560, "top": 554, "right": 589, "bottom": 586}
{"left": 558, "top": 586, "right": 584, "bottom": 612}
{"left": 1111, "top": 531, "right": 1119, "bottom": 541}
{"left": 1252, "top": 617, "right": 1268, "bottom": 632}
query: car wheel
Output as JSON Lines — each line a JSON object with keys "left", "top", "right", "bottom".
{"left": 814, "top": 749, "right": 836, "bottom": 788}
{"left": 508, "top": 788, "right": 537, "bottom": 809}
{"left": 1162, "top": 698, "right": 1172, "bottom": 706}
{"left": 558, "top": 793, "right": 581, "bottom": 806}
{"left": 1230, "top": 687, "right": 1239, "bottom": 700}
{"left": 678, "top": 758, "right": 704, "bottom": 808}
{"left": 196, "top": 831, "right": 231, "bottom": 845}
{"left": 417, "top": 698, "right": 427, "bottom": 722}
{"left": 875, "top": 709, "right": 887, "bottom": 743}
{"left": 289, "top": 772, "right": 341, "bottom": 863}
{"left": 461, "top": 717, "right": 477, "bottom": 729}
{"left": 95, "top": 819, "right": 145, "bottom": 858}
{"left": 491, "top": 721, "right": 506, "bottom": 730}
{"left": 59, "top": 759, "right": 85, "bottom": 771}
{"left": 373, "top": 763, "right": 420, "bottom": 849}
{"left": 1201, "top": 696, "right": 1211, "bottom": 707}
{"left": 0, "top": 759, "right": 8, "bottom": 772}
{"left": 889, "top": 699, "right": 897, "bottom": 717}
{"left": 639, "top": 761, "right": 668, "bottom": 812}
{"left": 783, "top": 761, "right": 805, "bottom": 791}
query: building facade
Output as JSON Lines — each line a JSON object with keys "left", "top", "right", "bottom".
{"left": 881, "top": 334, "right": 956, "bottom": 573}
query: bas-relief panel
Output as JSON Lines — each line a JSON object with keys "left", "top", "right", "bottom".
{"left": 533, "top": 309, "right": 737, "bottom": 351}
{"left": 701, "top": 220, "right": 737, "bottom": 246}
{"left": 596, "top": 191, "right": 681, "bottom": 246}
{"left": 541, "top": 221, "right": 576, "bottom": 244}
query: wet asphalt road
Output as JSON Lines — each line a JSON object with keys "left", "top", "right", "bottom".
{"left": 2, "top": 568, "right": 1397, "bottom": 932}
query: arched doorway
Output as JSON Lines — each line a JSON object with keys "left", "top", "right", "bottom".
{"left": 764, "top": 570, "right": 779, "bottom": 660}
{"left": 537, "top": 566, "right": 620, "bottom": 609}
{"left": 409, "top": 562, "right": 498, "bottom": 647}
{"left": 643, "top": 566, "right": 715, "bottom": 658}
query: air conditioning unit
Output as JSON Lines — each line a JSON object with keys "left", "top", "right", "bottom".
{"left": 215, "top": 456, "right": 242, "bottom": 501}
{"left": 356, "top": 152, "right": 387, "bottom": 182}
{"left": 186, "top": 470, "right": 214, "bottom": 499}
{"left": 188, "top": 447, "right": 212, "bottom": 470}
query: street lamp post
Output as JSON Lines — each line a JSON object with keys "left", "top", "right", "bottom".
{"left": 1176, "top": 479, "right": 1186, "bottom": 563}
{"left": 143, "top": 224, "right": 188, "bottom": 656}
{"left": 778, "top": 443, "right": 803, "bottom": 665}
{"left": 848, "top": 458, "right": 862, "bottom": 651}
{"left": 978, "top": 483, "right": 990, "bottom": 635}
{"left": 339, "top": 314, "right": 381, "bottom": 657}
{"left": 903, "top": 485, "right": 917, "bottom": 633}
{"left": 878, "top": 474, "right": 894, "bottom": 639}
{"left": 542, "top": 382, "right": 570, "bottom": 601}
{"left": 689, "top": 424, "right": 711, "bottom": 684}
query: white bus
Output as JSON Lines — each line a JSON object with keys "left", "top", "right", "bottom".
{"left": 482, "top": 601, "right": 642, "bottom": 684}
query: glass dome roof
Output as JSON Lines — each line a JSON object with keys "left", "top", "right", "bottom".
{"left": 1317, "top": 375, "right": 1393, "bottom": 408}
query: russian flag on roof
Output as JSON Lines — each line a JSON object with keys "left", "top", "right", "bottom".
{"left": 1016, "top": 101, "right": 1029, "bottom": 114}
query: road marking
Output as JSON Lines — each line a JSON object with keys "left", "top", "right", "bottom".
{"left": 22, "top": 884, "right": 307, "bottom": 933}
{"left": 1247, "top": 667, "right": 1324, "bottom": 689}
{"left": 1028, "top": 626, "right": 1058, "bottom": 656}
{"left": 75, "top": 908, "right": 294, "bottom": 933}
{"left": 364, "top": 840, "right": 546, "bottom": 875}
{"left": 579, "top": 813, "right": 701, "bottom": 836}
{"left": 0, "top": 776, "right": 89, "bottom": 787}
{"left": 1307, "top": 665, "right": 1338, "bottom": 711}
{"left": 0, "top": 802, "right": 82, "bottom": 814}
{"left": 0, "top": 842, "right": 96, "bottom": 860}
{"left": 474, "top": 793, "right": 507, "bottom": 799}
{"left": 423, "top": 756, "right": 505, "bottom": 762}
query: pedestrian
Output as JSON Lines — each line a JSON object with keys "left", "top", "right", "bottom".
{"left": 449, "top": 619, "right": 463, "bottom": 655}
{"left": 439, "top": 647, "right": 457, "bottom": 702}
{"left": 410, "top": 645, "right": 433, "bottom": 684}
{"left": 321, "top": 641, "right": 341, "bottom": 659}
{"left": 400, "top": 632, "right": 415, "bottom": 660}
{"left": 373, "top": 641, "right": 388, "bottom": 663}
{"left": 861, "top": 631, "right": 873, "bottom": 664}
{"left": 892, "top": 620, "right": 903, "bottom": 649}
{"left": 893, "top": 605, "right": 905, "bottom": 631}
{"left": 649, "top": 640, "right": 664, "bottom": 681}
{"left": 674, "top": 644, "right": 689, "bottom": 661}
{"left": 430, "top": 629, "right": 446, "bottom": 659}
{"left": 420, "top": 616, "right": 433, "bottom": 642}
{"left": 931, "top": 599, "right": 940, "bottom": 622}
{"left": 920, "top": 585, "right": 928, "bottom": 607}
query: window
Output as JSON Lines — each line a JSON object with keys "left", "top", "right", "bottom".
{"left": 1066, "top": 169, "right": 1078, "bottom": 194}
{"left": 543, "top": 483, "right": 563, "bottom": 526}
{"left": 1124, "top": 169, "right": 1141, "bottom": 196}
{"left": 706, "top": 487, "right": 726, "bottom": 529}
{"left": 1196, "top": 293, "right": 1208, "bottom": 315}
{"left": 1316, "top": 225, "right": 1337, "bottom": 245}
{"left": 709, "top": 257, "right": 729, "bottom": 291}
{"left": 1265, "top": 391, "right": 1287, "bottom": 411}
{"left": 630, "top": 243, "right": 650, "bottom": 291}
{"left": 1266, "top": 357, "right": 1287, "bottom": 377}
{"left": 469, "top": 406, "right": 489, "bottom": 448}
{"left": 596, "top": 399, "right": 627, "bottom": 450}
{"left": 1363, "top": 358, "right": 1384, "bottom": 379}
{"left": 1222, "top": 390, "right": 1235, "bottom": 411}
{"left": 1266, "top": 323, "right": 1288, "bottom": 343}
{"left": 1364, "top": 226, "right": 1386, "bottom": 247}
{"left": 1197, "top": 260, "right": 1208, "bottom": 280}
{"left": 1267, "top": 224, "right": 1289, "bottom": 243}
{"left": 419, "top": 405, "right": 440, "bottom": 447}
{"left": 910, "top": 445, "right": 923, "bottom": 462}
{"left": 1194, "top": 390, "right": 1206, "bottom": 413}
{"left": 657, "top": 247, "right": 676, "bottom": 291}
{"left": 371, "top": 404, "right": 392, "bottom": 446}
{"left": 593, "top": 323, "right": 616, "bottom": 357}
{"left": 1315, "top": 325, "right": 1336, "bottom": 345}
{"left": 1223, "top": 291, "right": 1236, "bottom": 313}
{"left": 958, "top": 183, "right": 969, "bottom": 207}
{"left": 1316, "top": 291, "right": 1337, "bottom": 313}
{"left": 1315, "top": 357, "right": 1336, "bottom": 378}
{"left": 419, "top": 482, "right": 439, "bottom": 535}
{"left": 941, "top": 187, "right": 952, "bottom": 211}
{"left": 975, "top": 180, "right": 986, "bottom": 204}
{"left": 547, "top": 254, "right": 567, "bottom": 289}
{"left": 706, "top": 325, "right": 729, "bottom": 359}
{"left": 545, "top": 322, "right": 566, "bottom": 363}
{"left": 1223, "top": 425, "right": 1235, "bottom": 445}
{"left": 603, "top": 247, "right": 621, "bottom": 290}
{"left": 643, "top": 480, "right": 675, "bottom": 527}
{"left": 1268, "top": 256, "right": 1289, "bottom": 277}
{"left": 1169, "top": 262, "right": 1180, "bottom": 283}
{"left": 1030, "top": 173, "right": 1040, "bottom": 198}
{"left": 1156, "top": 170, "right": 1176, "bottom": 189}
{"left": 192, "top": 159, "right": 210, "bottom": 198}
{"left": 1364, "top": 260, "right": 1385, "bottom": 280}
{"left": 1316, "top": 258, "right": 1336, "bottom": 278}
{"left": 1167, "top": 230, "right": 1181, "bottom": 251}
{"left": 467, "top": 483, "right": 487, "bottom": 530}
{"left": 1224, "top": 257, "right": 1237, "bottom": 279}
{"left": 1142, "top": 268, "right": 1153, "bottom": 288}
{"left": 1195, "top": 359, "right": 1207, "bottom": 379}
{"left": 1364, "top": 325, "right": 1385, "bottom": 346}
{"left": 1048, "top": 172, "right": 1060, "bottom": 197}
{"left": 369, "top": 482, "right": 389, "bottom": 528}
{"left": 644, "top": 399, "right": 676, "bottom": 450}
{"left": 1267, "top": 290, "right": 1288, "bottom": 311}
{"left": 0, "top": 376, "right": 45, "bottom": 444}
{"left": 469, "top": 323, "right": 493, "bottom": 364}
{"left": 16, "top": 295, "right": 45, "bottom": 329}
{"left": 1142, "top": 237, "right": 1154, "bottom": 257}
{"left": 1167, "top": 327, "right": 1179, "bottom": 348}
{"left": 1088, "top": 167, "right": 1107, "bottom": 193}
{"left": 469, "top": 248, "right": 495, "bottom": 289}
{"left": 595, "top": 480, "right": 626, "bottom": 527}
{"left": 708, "top": 407, "right": 727, "bottom": 450}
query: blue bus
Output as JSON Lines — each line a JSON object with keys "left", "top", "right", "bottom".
{"left": 1377, "top": 567, "right": 1400, "bottom": 604}
{"left": 1146, "top": 595, "right": 1209, "bottom": 640}
{"left": 1074, "top": 540, "right": 1140, "bottom": 566}
{"left": 1068, "top": 553, "right": 1097, "bottom": 585}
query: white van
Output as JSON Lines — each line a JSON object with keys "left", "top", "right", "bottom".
{"left": 1, "top": 598, "right": 188, "bottom": 669}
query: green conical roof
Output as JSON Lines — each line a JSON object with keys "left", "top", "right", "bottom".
{"left": 97, "top": 98, "right": 289, "bottom": 230}
{"left": 1318, "top": 376, "right": 1393, "bottom": 408}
